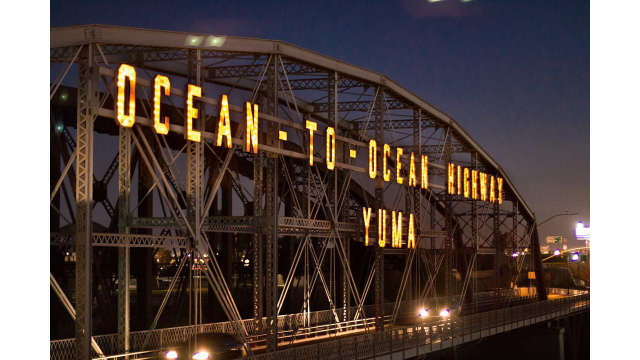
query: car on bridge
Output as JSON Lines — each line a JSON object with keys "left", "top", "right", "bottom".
{"left": 160, "top": 333, "right": 246, "bottom": 359}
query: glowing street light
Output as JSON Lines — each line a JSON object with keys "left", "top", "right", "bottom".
{"left": 439, "top": 308, "right": 451, "bottom": 317}
{"left": 571, "top": 253, "right": 580, "bottom": 262}
{"left": 511, "top": 251, "right": 519, "bottom": 258}
{"left": 418, "top": 308, "right": 429, "bottom": 318}
{"left": 553, "top": 249, "right": 561, "bottom": 256}
{"left": 165, "top": 350, "right": 178, "bottom": 359}
{"left": 192, "top": 350, "right": 210, "bottom": 360}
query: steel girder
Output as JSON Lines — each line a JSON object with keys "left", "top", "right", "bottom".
{"left": 50, "top": 25, "right": 549, "bottom": 360}
{"left": 74, "top": 43, "right": 97, "bottom": 360}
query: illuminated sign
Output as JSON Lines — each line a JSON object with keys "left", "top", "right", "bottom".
{"left": 114, "top": 64, "right": 506, "bottom": 250}
{"left": 575, "top": 222, "right": 591, "bottom": 241}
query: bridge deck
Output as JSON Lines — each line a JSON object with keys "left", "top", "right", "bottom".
{"left": 248, "top": 293, "right": 588, "bottom": 360}
{"left": 51, "top": 291, "right": 587, "bottom": 360}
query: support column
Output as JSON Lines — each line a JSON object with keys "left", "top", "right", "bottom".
{"left": 135, "top": 144, "right": 154, "bottom": 328}
{"left": 117, "top": 125, "right": 131, "bottom": 352}
{"left": 531, "top": 224, "right": 548, "bottom": 300}
{"left": 187, "top": 49, "right": 204, "bottom": 325}
{"left": 253, "top": 153, "right": 264, "bottom": 321}
{"left": 329, "top": 71, "right": 350, "bottom": 321}
{"left": 412, "top": 109, "right": 422, "bottom": 303}
{"left": 264, "top": 56, "right": 279, "bottom": 351}
{"left": 444, "top": 132, "right": 452, "bottom": 305}
{"left": 470, "top": 153, "right": 478, "bottom": 308}
{"left": 494, "top": 201, "right": 503, "bottom": 290}
{"left": 75, "top": 43, "right": 97, "bottom": 360}
{"left": 374, "top": 87, "right": 385, "bottom": 330}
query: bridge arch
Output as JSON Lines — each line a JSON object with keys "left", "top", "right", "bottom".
{"left": 50, "top": 24, "right": 548, "bottom": 359}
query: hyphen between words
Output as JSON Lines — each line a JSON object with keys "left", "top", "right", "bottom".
{"left": 114, "top": 64, "right": 504, "bottom": 249}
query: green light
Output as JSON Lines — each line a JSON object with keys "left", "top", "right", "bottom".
{"left": 60, "top": 93, "right": 68, "bottom": 101}
{"left": 55, "top": 123, "right": 64, "bottom": 132}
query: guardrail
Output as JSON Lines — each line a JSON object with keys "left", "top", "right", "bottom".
{"left": 51, "top": 290, "right": 588, "bottom": 360}
{"left": 248, "top": 293, "right": 589, "bottom": 360}
{"left": 51, "top": 303, "right": 394, "bottom": 360}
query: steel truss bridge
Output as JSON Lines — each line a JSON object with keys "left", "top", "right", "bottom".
{"left": 50, "top": 25, "right": 588, "bottom": 360}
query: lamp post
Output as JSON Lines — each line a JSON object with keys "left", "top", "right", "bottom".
{"left": 535, "top": 211, "right": 577, "bottom": 295}
{"left": 537, "top": 211, "right": 578, "bottom": 253}
{"left": 537, "top": 211, "right": 578, "bottom": 228}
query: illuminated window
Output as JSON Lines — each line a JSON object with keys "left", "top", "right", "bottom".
{"left": 116, "top": 64, "right": 136, "bottom": 127}
{"left": 152, "top": 75, "right": 170, "bottom": 134}
{"left": 392, "top": 211, "right": 403, "bottom": 248}
{"left": 489, "top": 176, "right": 495, "bottom": 203}
{"left": 186, "top": 84, "right": 201, "bottom": 142}
{"left": 396, "top": 148, "right": 404, "bottom": 185}
{"left": 383, "top": 144, "right": 391, "bottom": 182}
{"left": 448, "top": 163, "right": 455, "bottom": 195}
{"left": 480, "top": 172, "right": 487, "bottom": 201}
{"left": 350, "top": 149, "right": 357, "bottom": 159}
{"left": 217, "top": 94, "right": 232, "bottom": 148}
{"left": 497, "top": 177, "right": 504, "bottom": 204}
{"left": 306, "top": 120, "right": 317, "bottom": 166}
{"left": 279, "top": 130, "right": 288, "bottom": 141}
{"left": 326, "top": 127, "right": 335, "bottom": 170}
{"left": 368, "top": 139, "right": 377, "bottom": 179}
{"left": 245, "top": 102, "right": 259, "bottom": 154}
{"left": 421, "top": 155, "right": 429, "bottom": 189}
{"left": 363, "top": 207, "right": 372, "bottom": 246}
{"left": 408, "top": 152, "right": 416, "bottom": 187}
{"left": 471, "top": 170, "right": 478, "bottom": 200}
{"left": 378, "top": 209, "right": 387, "bottom": 247}
{"left": 407, "top": 213, "right": 415, "bottom": 249}
{"left": 463, "top": 168, "right": 470, "bottom": 198}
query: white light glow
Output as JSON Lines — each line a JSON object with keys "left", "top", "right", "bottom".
{"left": 439, "top": 308, "right": 450, "bottom": 317}
{"left": 575, "top": 221, "right": 591, "bottom": 241}
{"left": 553, "top": 249, "right": 561, "bottom": 256}
{"left": 192, "top": 350, "right": 210, "bottom": 360}
{"left": 165, "top": 350, "right": 178, "bottom": 359}
{"left": 418, "top": 309, "right": 429, "bottom": 318}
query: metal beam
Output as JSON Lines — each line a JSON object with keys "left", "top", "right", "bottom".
{"left": 74, "top": 43, "right": 96, "bottom": 360}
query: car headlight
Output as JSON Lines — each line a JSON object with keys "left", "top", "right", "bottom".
{"left": 192, "top": 350, "right": 210, "bottom": 360}
{"left": 165, "top": 350, "right": 178, "bottom": 359}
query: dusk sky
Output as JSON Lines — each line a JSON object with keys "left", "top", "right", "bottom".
{"left": 51, "top": 0, "right": 589, "bottom": 247}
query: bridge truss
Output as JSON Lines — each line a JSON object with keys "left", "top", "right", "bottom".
{"left": 50, "top": 25, "right": 547, "bottom": 360}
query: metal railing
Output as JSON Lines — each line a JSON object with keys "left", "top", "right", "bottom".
{"left": 247, "top": 293, "right": 589, "bottom": 360}
{"left": 51, "top": 291, "right": 588, "bottom": 360}
{"left": 51, "top": 303, "right": 394, "bottom": 360}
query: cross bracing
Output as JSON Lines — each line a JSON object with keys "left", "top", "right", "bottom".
{"left": 50, "top": 25, "right": 553, "bottom": 360}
